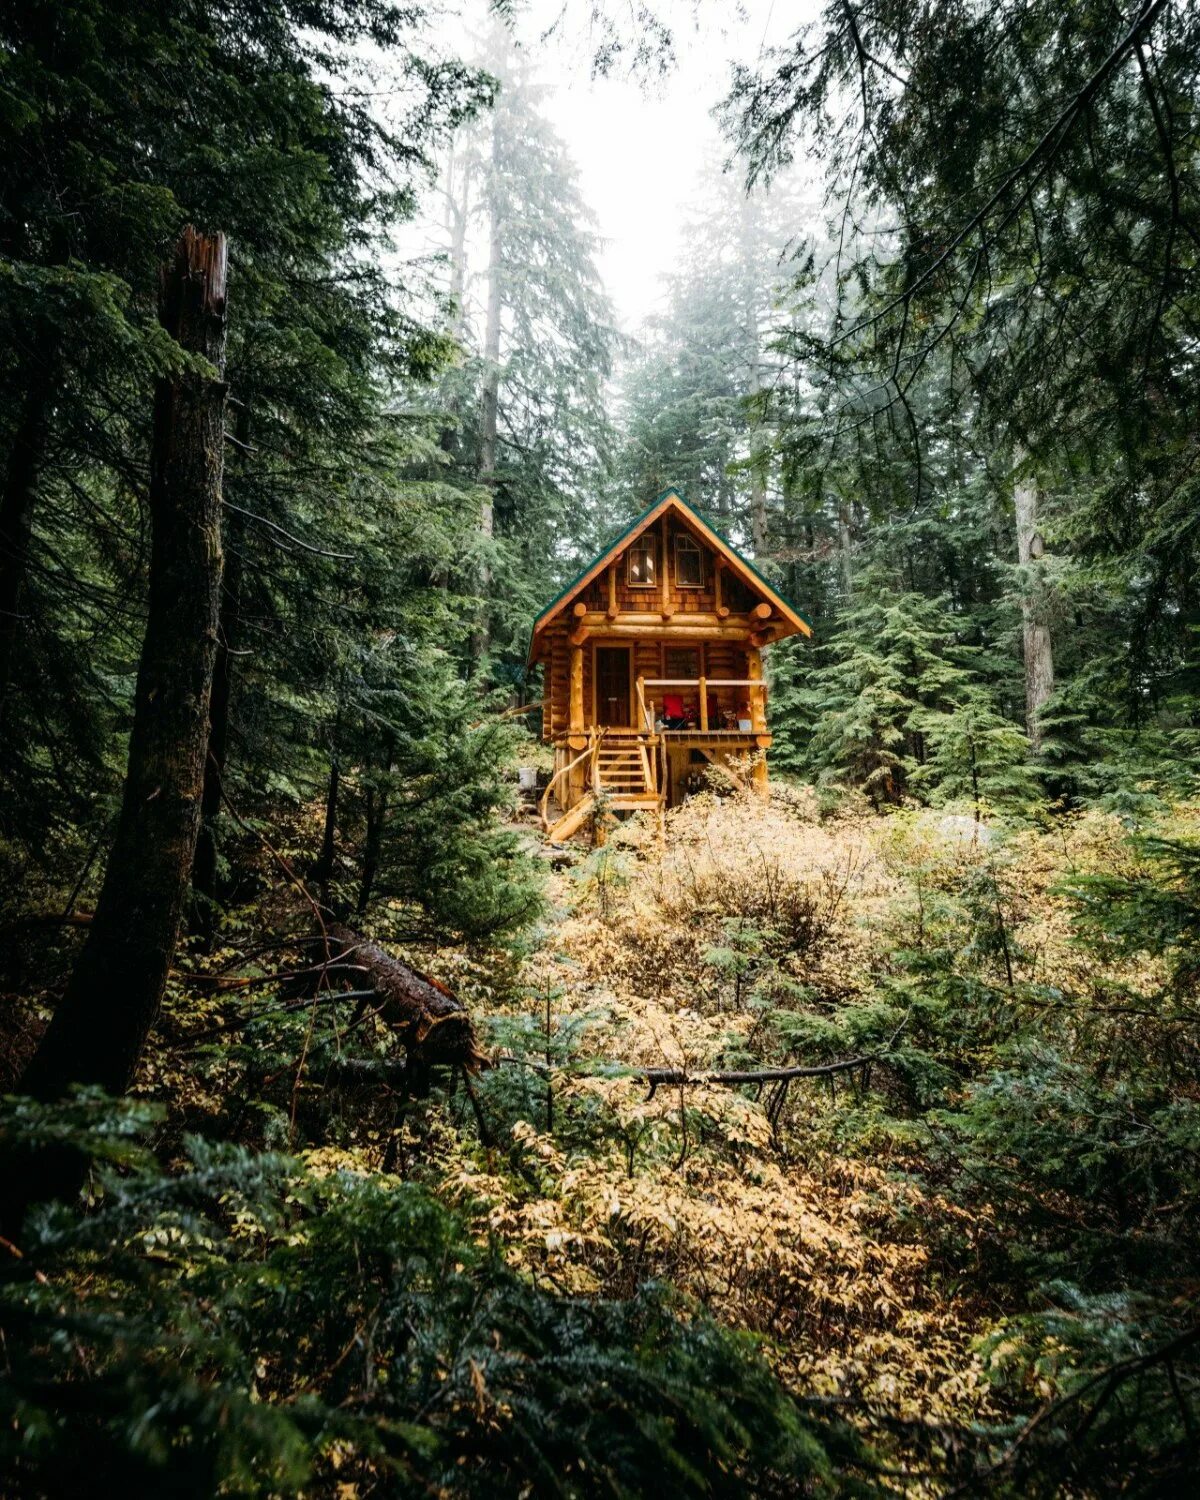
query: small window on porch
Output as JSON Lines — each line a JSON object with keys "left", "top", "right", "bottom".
{"left": 627, "top": 537, "right": 656, "bottom": 587}
{"left": 674, "top": 532, "right": 704, "bottom": 588}
{"left": 665, "top": 646, "right": 701, "bottom": 680}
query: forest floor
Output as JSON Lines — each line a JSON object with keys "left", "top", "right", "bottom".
{"left": 446, "top": 790, "right": 1001, "bottom": 1435}
{"left": 17, "top": 778, "right": 1190, "bottom": 1484}
{"left": 434, "top": 782, "right": 1195, "bottom": 1463}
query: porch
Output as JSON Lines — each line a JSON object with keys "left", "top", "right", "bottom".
{"left": 540, "top": 677, "right": 771, "bottom": 842}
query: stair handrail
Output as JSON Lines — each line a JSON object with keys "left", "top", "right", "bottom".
{"left": 590, "top": 726, "right": 608, "bottom": 795}
{"left": 540, "top": 728, "right": 601, "bottom": 832}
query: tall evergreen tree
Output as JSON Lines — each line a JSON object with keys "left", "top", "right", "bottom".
{"left": 429, "top": 24, "right": 619, "bottom": 688}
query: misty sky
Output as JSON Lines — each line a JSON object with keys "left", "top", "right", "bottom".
{"left": 466, "top": 1, "right": 822, "bottom": 331}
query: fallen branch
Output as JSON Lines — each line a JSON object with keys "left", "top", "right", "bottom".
{"left": 640, "top": 1054, "right": 883, "bottom": 1095}
{"left": 184, "top": 988, "right": 381, "bottom": 1045}
{"left": 316, "top": 1030, "right": 903, "bottom": 1104}
{"left": 492, "top": 1014, "right": 909, "bottom": 1100}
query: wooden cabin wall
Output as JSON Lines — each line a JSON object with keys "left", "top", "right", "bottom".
{"left": 704, "top": 638, "right": 737, "bottom": 724}
{"left": 633, "top": 637, "right": 660, "bottom": 726}
{"left": 723, "top": 572, "right": 756, "bottom": 614}
{"left": 542, "top": 630, "right": 760, "bottom": 736}
{"left": 545, "top": 624, "right": 569, "bottom": 738}
{"left": 582, "top": 647, "right": 594, "bottom": 724}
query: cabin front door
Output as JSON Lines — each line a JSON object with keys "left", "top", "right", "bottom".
{"left": 595, "top": 646, "right": 631, "bottom": 727}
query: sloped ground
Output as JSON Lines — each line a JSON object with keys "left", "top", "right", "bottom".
{"left": 440, "top": 790, "right": 1001, "bottom": 1442}
{"left": 432, "top": 784, "right": 1200, "bottom": 1472}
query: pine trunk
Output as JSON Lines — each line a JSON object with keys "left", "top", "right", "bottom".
{"left": 1014, "top": 452, "right": 1054, "bottom": 754}
{"left": 837, "top": 498, "right": 854, "bottom": 595}
{"left": 473, "top": 114, "right": 503, "bottom": 665}
{"left": 191, "top": 504, "right": 243, "bottom": 938}
{"left": 0, "top": 348, "right": 56, "bottom": 732}
{"left": 357, "top": 783, "right": 388, "bottom": 917}
{"left": 746, "top": 303, "right": 768, "bottom": 556}
{"left": 438, "top": 146, "right": 471, "bottom": 459}
{"left": 20, "top": 227, "right": 229, "bottom": 1103}
{"left": 311, "top": 714, "right": 341, "bottom": 904}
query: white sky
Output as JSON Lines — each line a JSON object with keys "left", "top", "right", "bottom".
{"left": 461, "top": 0, "right": 822, "bottom": 331}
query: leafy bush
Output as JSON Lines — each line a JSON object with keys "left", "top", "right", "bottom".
{"left": 0, "top": 1093, "right": 871, "bottom": 1498}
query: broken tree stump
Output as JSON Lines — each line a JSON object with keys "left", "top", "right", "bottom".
{"left": 323, "top": 922, "right": 488, "bottom": 1072}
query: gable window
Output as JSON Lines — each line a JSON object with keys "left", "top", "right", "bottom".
{"left": 627, "top": 537, "right": 656, "bottom": 587}
{"left": 674, "top": 532, "right": 704, "bottom": 588}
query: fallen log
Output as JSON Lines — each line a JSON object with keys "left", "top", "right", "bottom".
{"left": 323, "top": 922, "right": 488, "bottom": 1072}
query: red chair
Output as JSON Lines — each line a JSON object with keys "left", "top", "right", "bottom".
{"left": 661, "top": 693, "right": 693, "bottom": 729}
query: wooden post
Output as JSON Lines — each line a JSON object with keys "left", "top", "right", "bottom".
{"left": 660, "top": 513, "right": 673, "bottom": 619}
{"left": 18, "top": 227, "right": 230, "bottom": 1110}
{"left": 569, "top": 643, "right": 584, "bottom": 737}
{"left": 747, "top": 648, "right": 768, "bottom": 796}
{"left": 606, "top": 563, "right": 618, "bottom": 620}
{"left": 747, "top": 648, "right": 766, "bottom": 731}
{"left": 714, "top": 557, "right": 728, "bottom": 618}
{"left": 568, "top": 644, "right": 585, "bottom": 803}
{"left": 698, "top": 674, "right": 708, "bottom": 732}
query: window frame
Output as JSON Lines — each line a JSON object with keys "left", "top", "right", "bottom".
{"left": 626, "top": 537, "right": 657, "bottom": 588}
{"left": 674, "top": 531, "right": 704, "bottom": 589}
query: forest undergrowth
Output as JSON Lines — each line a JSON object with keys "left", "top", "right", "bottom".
{"left": 6, "top": 777, "right": 1197, "bottom": 1495}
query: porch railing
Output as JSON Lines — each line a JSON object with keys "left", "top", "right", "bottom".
{"left": 635, "top": 677, "right": 767, "bottom": 737}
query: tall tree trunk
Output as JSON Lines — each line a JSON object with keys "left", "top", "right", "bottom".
{"left": 0, "top": 345, "right": 57, "bottom": 733}
{"left": 746, "top": 306, "right": 769, "bottom": 556}
{"left": 311, "top": 725, "right": 340, "bottom": 904}
{"left": 1014, "top": 449, "right": 1055, "bottom": 754}
{"left": 836, "top": 497, "right": 854, "bottom": 596}
{"left": 473, "top": 111, "right": 503, "bottom": 667}
{"left": 438, "top": 145, "right": 472, "bottom": 460}
{"left": 20, "top": 227, "right": 229, "bottom": 1105}
{"left": 445, "top": 146, "right": 470, "bottom": 346}
{"left": 357, "top": 784, "right": 388, "bottom": 917}
{"left": 191, "top": 500, "right": 243, "bottom": 941}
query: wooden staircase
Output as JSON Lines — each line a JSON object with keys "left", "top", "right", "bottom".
{"left": 542, "top": 734, "right": 663, "bottom": 845}
{"left": 595, "top": 739, "right": 653, "bottom": 797}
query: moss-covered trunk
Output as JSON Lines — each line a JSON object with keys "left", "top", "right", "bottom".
{"left": 21, "top": 227, "right": 229, "bottom": 1102}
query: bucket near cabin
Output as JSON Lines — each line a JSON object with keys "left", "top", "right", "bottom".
{"left": 518, "top": 766, "right": 538, "bottom": 791}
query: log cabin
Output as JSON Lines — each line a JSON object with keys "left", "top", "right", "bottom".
{"left": 529, "top": 489, "right": 811, "bottom": 843}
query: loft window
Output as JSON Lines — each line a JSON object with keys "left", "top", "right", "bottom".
{"left": 674, "top": 533, "right": 704, "bottom": 588}
{"left": 627, "top": 538, "right": 656, "bottom": 587}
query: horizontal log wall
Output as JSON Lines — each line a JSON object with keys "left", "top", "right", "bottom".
{"left": 539, "top": 515, "right": 778, "bottom": 743}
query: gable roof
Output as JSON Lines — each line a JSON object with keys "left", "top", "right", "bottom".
{"left": 528, "top": 489, "right": 812, "bottom": 663}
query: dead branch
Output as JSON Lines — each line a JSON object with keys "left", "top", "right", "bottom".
{"left": 493, "top": 1013, "right": 909, "bottom": 1099}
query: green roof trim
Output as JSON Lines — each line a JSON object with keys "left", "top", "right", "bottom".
{"left": 526, "top": 488, "right": 812, "bottom": 665}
